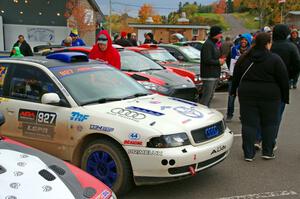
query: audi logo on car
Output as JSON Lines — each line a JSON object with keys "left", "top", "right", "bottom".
{"left": 110, "top": 108, "right": 146, "bottom": 120}
{"left": 173, "top": 106, "right": 203, "bottom": 118}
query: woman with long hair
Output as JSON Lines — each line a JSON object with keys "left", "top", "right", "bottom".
{"left": 230, "top": 32, "right": 289, "bottom": 161}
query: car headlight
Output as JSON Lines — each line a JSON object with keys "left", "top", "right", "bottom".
{"left": 147, "top": 133, "right": 191, "bottom": 148}
{"left": 138, "top": 81, "right": 169, "bottom": 93}
{"left": 194, "top": 74, "right": 201, "bottom": 82}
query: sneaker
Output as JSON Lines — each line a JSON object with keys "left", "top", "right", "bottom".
{"left": 273, "top": 143, "right": 278, "bottom": 151}
{"left": 244, "top": 158, "right": 254, "bottom": 162}
{"left": 261, "top": 154, "right": 275, "bottom": 160}
{"left": 254, "top": 142, "right": 262, "bottom": 150}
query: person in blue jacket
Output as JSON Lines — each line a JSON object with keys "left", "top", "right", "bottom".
{"left": 226, "top": 33, "right": 252, "bottom": 121}
{"left": 62, "top": 29, "right": 86, "bottom": 46}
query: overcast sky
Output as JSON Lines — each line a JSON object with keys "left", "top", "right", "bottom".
{"left": 96, "top": 0, "right": 216, "bottom": 17}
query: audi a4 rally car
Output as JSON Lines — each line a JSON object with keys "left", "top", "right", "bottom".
{"left": 0, "top": 112, "right": 116, "bottom": 199}
{"left": 0, "top": 52, "right": 234, "bottom": 195}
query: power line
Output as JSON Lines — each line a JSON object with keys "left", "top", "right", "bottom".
{"left": 111, "top": 1, "right": 177, "bottom": 10}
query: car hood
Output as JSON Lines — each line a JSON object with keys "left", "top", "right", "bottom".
{"left": 164, "top": 62, "right": 200, "bottom": 76}
{"left": 144, "top": 69, "right": 194, "bottom": 87}
{"left": 83, "top": 94, "right": 223, "bottom": 136}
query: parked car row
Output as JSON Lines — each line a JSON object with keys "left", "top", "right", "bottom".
{"left": 0, "top": 52, "right": 234, "bottom": 196}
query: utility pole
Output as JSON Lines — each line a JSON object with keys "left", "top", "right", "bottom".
{"left": 109, "top": 0, "right": 112, "bottom": 36}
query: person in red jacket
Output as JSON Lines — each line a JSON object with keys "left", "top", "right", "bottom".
{"left": 89, "top": 30, "right": 121, "bottom": 70}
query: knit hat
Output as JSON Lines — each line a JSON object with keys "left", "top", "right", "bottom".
{"left": 70, "top": 28, "right": 79, "bottom": 37}
{"left": 291, "top": 28, "right": 298, "bottom": 34}
{"left": 121, "top": 31, "right": 127, "bottom": 38}
{"left": 209, "top": 26, "right": 222, "bottom": 37}
{"left": 97, "top": 34, "right": 108, "bottom": 45}
{"left": 263, "top": 26, "right": 272, "bottom": 33}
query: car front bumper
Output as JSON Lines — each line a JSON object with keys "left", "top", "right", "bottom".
{"left": 125, "top": 128, "right": 234, "bottom": 185}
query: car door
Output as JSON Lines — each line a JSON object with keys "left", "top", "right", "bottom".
{"left": 0, "top": 62, "right": 73, "bottom": 160}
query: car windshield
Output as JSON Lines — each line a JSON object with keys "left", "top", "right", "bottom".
{"left": 179, "top": 46, "right": 200, "bottom": 60}
{"left": 142, "top": 50, "right": 178, "bottom": 62}
{"left": 50, "top": 64, "right": 149, "bottom": 105}
{"left": 120, "top": 50, "right": 164, "bottom": 72}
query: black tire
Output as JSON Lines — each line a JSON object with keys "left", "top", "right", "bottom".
{"left": 81, "top": 138, "right": 133, "bottom": 195}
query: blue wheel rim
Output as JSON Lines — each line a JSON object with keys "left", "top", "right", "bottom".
{"left": 86, "top": 151, "right": 117, "bottom": 188}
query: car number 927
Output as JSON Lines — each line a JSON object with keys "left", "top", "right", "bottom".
{"left": 18, "top": 109, "right": 57, "bottom": 126}
{"left": 37, "top": 112, "right": 57, "bottom": 125}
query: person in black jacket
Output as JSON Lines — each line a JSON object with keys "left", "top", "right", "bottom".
{"left": 12, "top": 35, "right": 33, "bottom": 56}
{"left": 289, "top": 28, "right": 300, "bottom": 89}
{"left": 199, "top": 26, "right": 225, "bottom": 107}
{"left": 144, "top": 32, "right": 157, "bottom": 44}
{"left": 231, "top": 32, "right": 289, "bottom": 161}
{"left": 115, "top": 31, "right": 132, "bottom": 47}
{"left": 272, "top": 24, "right": 300, "bottom": 89}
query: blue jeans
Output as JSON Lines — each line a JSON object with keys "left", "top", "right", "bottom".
{"left": 199, "top": 79, "right": 219, "bottom": 107}
{"left": 227, "top": 80, "right": 236, "bottom": 117}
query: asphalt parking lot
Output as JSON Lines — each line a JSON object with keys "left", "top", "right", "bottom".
{"left": 123, "top": 89, "right": 300, "bottom": 199}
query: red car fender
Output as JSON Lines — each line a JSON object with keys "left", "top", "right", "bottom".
{"left": 65, "top": 162, "right": 113, "bottom": 199}
{"left": 165, "top": 66, "right": 195, "bottom": 81}
{"left": 124, "top": 71, "right": 166, "bottom": 86}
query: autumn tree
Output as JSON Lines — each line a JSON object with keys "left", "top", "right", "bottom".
{"left": 182, "top": 4, "right": 198, "bottom": 18}
{"left": 64, "top": 0, "right": 96, "bottom": 37}
{"left": 138, "top": 4, "right": 161, "bottom": 24}
{"left": 214, "top": 0, "right": 226, "bottom": 14}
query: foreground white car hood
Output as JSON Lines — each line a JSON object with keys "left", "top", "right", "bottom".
{"left": 83, "top": 94, "right": 223, "bottom": 136}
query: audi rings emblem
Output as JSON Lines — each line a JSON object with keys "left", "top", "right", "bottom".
{"left": 173, "top": 106, "right": 203, "bottom": 118}
{"left": 111, "top": 108, "right": 146, "bottom": 120}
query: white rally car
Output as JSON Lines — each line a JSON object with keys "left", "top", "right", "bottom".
{"left": 0, "top": 52, "right": 234, "bottom": 195}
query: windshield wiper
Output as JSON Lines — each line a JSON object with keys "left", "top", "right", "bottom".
{"left": 123, "top": 93, "right": 149, "bottom": 100}
{"left": 81, "top": 97, "right": 122, "bottom": 105}
{"left": 122, "top": 69, "right": 140, "bottom": 72}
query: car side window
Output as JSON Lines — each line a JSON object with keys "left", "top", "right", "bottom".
{"left": 167, "top": 48, "right": 184, "bottom": 61}
{"left": 8, "top": 64, "right": 66, "bottom": 105}
{"left": 0, "top": 64, "right": 9, "bottom": 96}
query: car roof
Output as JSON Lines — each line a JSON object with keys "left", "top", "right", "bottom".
{"left": 1, "top": 53, "right": 101, "bottom": 68}
{"left": 158, "top": 43, "right": 181, "bottom": 48}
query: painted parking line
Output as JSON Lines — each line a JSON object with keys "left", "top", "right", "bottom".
{"left": 218, "top": 190, "right": 298, "bottom": 199}
{"left": 234, "top": 134, "right": 241, "bottom": 137}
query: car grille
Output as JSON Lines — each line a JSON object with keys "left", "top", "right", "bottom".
{"left": 168, "top": 152, "right": 227, "bottom": 175}
{"left": 191, "top": 121, "right": 225, "bottom": 144}
{"left": 169, "top": 87, "right": 197, "bottom": 102}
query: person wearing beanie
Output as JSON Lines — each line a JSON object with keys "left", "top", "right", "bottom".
{"left": 289, "top": 28, "right": 300, "bottom": 89}
{"left": 199, "top": 25, "right": 225, "bottom": 107}
{"left": 272, "top": 24, "right": 300, "bottom": 89}
{"left": 253, "top": 24, "right": 300, "bottom": 151}
{"left": 144, "top": 32, "right": 157, "bottom": 44}
{"left": 115, "top": 31, "right": 133, "bottom": 47}
{"left": 89, "top": 30, "right": 121, "bottom": 69}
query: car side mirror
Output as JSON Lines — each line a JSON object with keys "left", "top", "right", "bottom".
{"left": 0, "top": 112, "right": 5, "bottom": 126}
{"left": 177, "top": 55, "right": 185, "bottom": 61}
{"left": 41, "top": 93, "right": 61, "bottom": 105}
